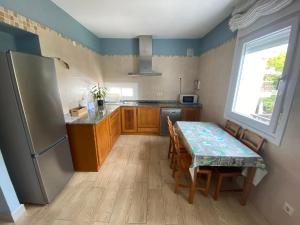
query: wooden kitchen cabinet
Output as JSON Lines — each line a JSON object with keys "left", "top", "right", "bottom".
{"left": 67, "top": 124, "right": 99, "bottom": 171}
{"left": 67, "top": 110, "right": 119, "bottom": 172}
{"left": 95, "top": 117, "right": 111, "bottom": 165}
{"left": 137, "top": 106, "right": 160, "bottom": 134}
{"left": 121, "top": 107, "right": 137, "bottom": 133}
{"left": 109, "top": 107, "right": 121, "bottom": 146}
{"left": 181, "top": 107, "right": 202, "bottom": 121}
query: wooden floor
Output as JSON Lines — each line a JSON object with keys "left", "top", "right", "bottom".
{"left": 1, "top": 135, "right": 269, "bottom": 225}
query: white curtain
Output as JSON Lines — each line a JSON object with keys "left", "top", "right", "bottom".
{"left": 229, "top": 0, "right": 294, "bottom": 31}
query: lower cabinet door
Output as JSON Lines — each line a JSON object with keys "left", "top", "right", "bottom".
{"left": 95, "top": 117, "right": 111, "bottom": 165}
{"left": 121, "top": 107, "right": 137, "bottom": 133}
{"left": 137, "top": 107, "right": 160, "bottom": 134}
{"left": 181, "top": 108, "right": 202, "bottom": 121}
{"left": 67, "top": 124, "right": 99, "bottom": 171}
{"left": 110, "top": 108, "right": 121, "bottom": 146}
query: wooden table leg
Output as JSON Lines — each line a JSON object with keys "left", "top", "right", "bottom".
{"left": 240, "top": 167, "right": 256, "bottom": 206}
{"left": 188, "top": 167, "right": 197, "bottom": 204}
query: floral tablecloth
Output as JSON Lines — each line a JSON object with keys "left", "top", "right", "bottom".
{"left": 175, "top": 121, "right": 265, "bottom": 169}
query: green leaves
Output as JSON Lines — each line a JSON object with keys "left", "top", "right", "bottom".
{"left": 91, "top": 84, "right": 107, "bottom": 100}
{"left": 267, "top": 51, "right": 287, "bottom": 73}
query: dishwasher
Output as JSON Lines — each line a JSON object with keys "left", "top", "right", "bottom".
{"left": 160, "top": 108, "right": 182, "bottom": 136}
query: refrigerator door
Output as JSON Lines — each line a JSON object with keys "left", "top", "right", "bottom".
{"left": 33, "top": 137, "right": 74, "bottom": 203}
{"left": 0, "top": 53, "right": 46, "bottom": 204}
{"left": 7, "top": 52, "right": 66, "bottom": 154}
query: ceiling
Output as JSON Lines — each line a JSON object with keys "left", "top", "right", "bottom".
{"left": 51, "top": 0, "right": 240, "bottom": 39}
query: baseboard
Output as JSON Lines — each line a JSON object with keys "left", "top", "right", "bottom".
{"left": 0, "top": 204, "right": 25, "bottom": 222}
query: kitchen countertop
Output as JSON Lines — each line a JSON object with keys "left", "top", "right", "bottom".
{"left": 66, "top": 101, "right": 202, "bottom": 125}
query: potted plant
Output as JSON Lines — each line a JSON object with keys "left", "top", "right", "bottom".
{"left": 91, "top": 84, "right": 107, "bottom": 106}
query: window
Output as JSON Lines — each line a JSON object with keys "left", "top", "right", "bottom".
{"left": 225, "top": 15, "right": 300, "bottom": 145}
{"left": 105, "top": 82, "right": 138, "bottom": 101}
{"left": 233, "top": 27, "right": 290, "bottom": 126}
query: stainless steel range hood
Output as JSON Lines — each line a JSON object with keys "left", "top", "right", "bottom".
{"left": 128, "top": 35, "right": 161, "bottom": 76}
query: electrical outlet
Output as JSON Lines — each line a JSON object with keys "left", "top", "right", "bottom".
{"left": 283, "top": 201, "right": 294, "bottom": 216}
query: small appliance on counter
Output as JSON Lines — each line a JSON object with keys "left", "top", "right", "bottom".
{"left": 179, "top": 94, "right": 198, "bottom": 104}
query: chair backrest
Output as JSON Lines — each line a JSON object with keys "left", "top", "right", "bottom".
{"left": 224, "top": 120, "right": 241, "bottom": 137}
{"left": 172, "top": 127, "right": 181, "bottom": 155}
{"left": 239, "top": 129, "right": 265, "bottom": 152}
{"left": 167, "top": 116, "right": 173, "bottom": 137}
{"left": 167, "top": 116, "right": 173, "bottom": 129}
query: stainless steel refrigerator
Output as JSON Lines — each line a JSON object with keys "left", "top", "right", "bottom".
{"left": 0, "top": 51, "right": 74, "bottom": 204}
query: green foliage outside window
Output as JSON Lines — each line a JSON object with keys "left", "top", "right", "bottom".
{"left": 260, "top": 51, "right": 286, "bottom": 115}
{"left": 262, "top": 95, "right": 277, "bottom": 113}
{"left": 267, "top": 51, "right": 286, "bottom": 72}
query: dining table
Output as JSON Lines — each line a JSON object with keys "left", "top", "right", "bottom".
{"left": 175, "top": 121, "right": 265, "bottom": 205}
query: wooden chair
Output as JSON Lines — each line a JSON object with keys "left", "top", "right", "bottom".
{"left": 213, "top": 129, "right": 265, "bottom": 200}
{"left": 224, "top": 120, "right": 241, "bottom": 137}
{"left": 167, "top": 116, "right": 174, "bottom": 159}
{"left": 172, "top": 127, "right": 212, "bottom": 203}
{"left": 239, "top": 129, "right": 265, "bottom": 152}
{"left": 167, "top": 117, "right": 186, "bottom": 174}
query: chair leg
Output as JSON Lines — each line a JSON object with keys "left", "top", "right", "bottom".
{"left": 167, "top": 138, "right": 172, "bottom": 159}
{"left": 203, "top": 172, "right": 212, "bottom": 196}
{"left": 174, "top": 170, "right": 182, "bottom": 194}
{"left": 172, "top": 156, "right": 178, "bottom": 178}
{"left": 188, "top": 169, "right": 197, "bottom": 204}
{"left": 170, "top": 151, "right": 176, "bottom": 169}
{"left": 213, "top": 174, "right": 223, "bottom": 200}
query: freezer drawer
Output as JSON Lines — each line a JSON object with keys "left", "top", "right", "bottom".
{"left": 33, "top": 137, "right": 74, "bottom": 203}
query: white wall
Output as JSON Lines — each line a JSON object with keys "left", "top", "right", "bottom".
{"left": 38, "top": 29, "right": 104, "bottom": 114}
{"left": 101, "top": 55, "right": 199, "bottom": 101}
{"left": 196, "top": 38, "right": 300, "bottom": 225}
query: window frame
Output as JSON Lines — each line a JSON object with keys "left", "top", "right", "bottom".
{"left": 105, "top": 82, "right": 138, "bottom": 101}
{"left": 225, "top": 14, "right": 300, "bottom": 145}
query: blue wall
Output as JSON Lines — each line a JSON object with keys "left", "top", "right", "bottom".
{"left": 199, "top": 17, "right": 236, "bottom": 55}
{"left": 99, "top": 38, "right": 201, "bottom": 56}
{"left": 99, "top": 38, "right": 139, "bottom": 55}
{"left": 0, "top": 31, "right": 16, "bottom": 52}
{"left": 0, "top": 0, "right": 101, "bottom": 53}
{"left": 0, "top": 22, "right": 41, "bottom": 55}
{"left": 98, "top": 19, "right": 235, "bottom": 56}
{"left": 0, "top": 1, "right": 235, "bottom": 56}
{"left": 154, "top": 39, "right": 201, "bottom": 56}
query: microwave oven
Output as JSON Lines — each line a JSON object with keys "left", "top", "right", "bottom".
{"left": 179, "top": 94, "right": 198, "bottom": 104}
